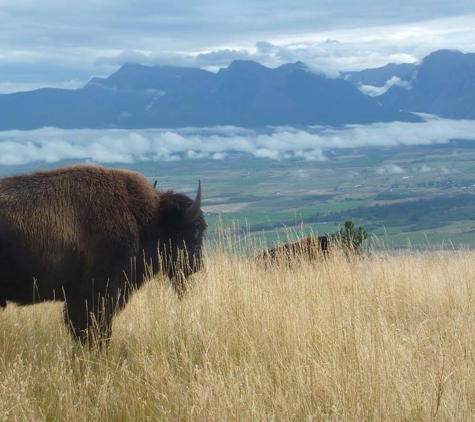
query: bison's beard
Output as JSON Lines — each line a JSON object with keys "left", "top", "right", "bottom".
{"left": 157, "top": 243, "right": 203, "bottom": 298}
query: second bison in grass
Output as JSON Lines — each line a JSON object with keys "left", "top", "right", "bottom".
{"left": 256, "top": 235, "right": 330, "bottom": 264}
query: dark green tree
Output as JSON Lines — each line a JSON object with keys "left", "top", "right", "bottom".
{"left": 331, "top": 219, "right": 368, "bottom": 256}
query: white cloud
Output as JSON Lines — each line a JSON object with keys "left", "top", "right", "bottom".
{"left": 377, "top": 164, "right": 405, "bottom": 175}
{"left": 440, "top": 167, "right": 452, "bottom": 175}
{"left": 186, "top": 150, "right": 210, "bottom": 159}
{"left": 90, "top": 15, "right": 475, "bottom": 77}
{"left": 212, "top": 152, "right": 227, "bottom": 160}
{"left": 358, "top": 76, "right": 411, "bottom": 96}
{"left": 253, "top": 148, "right": 282, "bottom": 160}
{"left": 0, "top": 115, "right": 475, "bottom": 166}
{"left": 417, "top": 165, "right": 433, "bottom": 173}
{"left": 294, "top": 149, "right": 327, "bottom": 161}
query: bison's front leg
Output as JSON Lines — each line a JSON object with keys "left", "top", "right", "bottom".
{"left": 171, "top": 272, "right": 187, "bottom": 299}
{"left": 63, "top": 291, "right": 117, "bottom": 349}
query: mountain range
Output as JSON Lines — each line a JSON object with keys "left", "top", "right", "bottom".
{"left": 0, "top": 49, "right": 473, "bottom": 130}
{"left": 381, "top": 50, "right": 475, "bottom": 119}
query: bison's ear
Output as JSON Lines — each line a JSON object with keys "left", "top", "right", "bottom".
{"left": 153, "top": 180, "right": 158, "bottom": 189}
{"left": 184, "top": 180, "right": 202, "bottom": 223}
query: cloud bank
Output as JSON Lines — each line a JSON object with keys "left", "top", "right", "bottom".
{"left": 0, "top": 116, "right": 474, "bottom": 166}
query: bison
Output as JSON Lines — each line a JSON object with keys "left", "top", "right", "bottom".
{"left": 0, "top": 165, "right": 207, "bottom": 346}
{"left": 256, "top": 235, "right": 330, "bottom": 264}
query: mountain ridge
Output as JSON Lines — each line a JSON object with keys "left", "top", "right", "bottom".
{"left": 1, "top": 49, "right": 474, "bottom": 130}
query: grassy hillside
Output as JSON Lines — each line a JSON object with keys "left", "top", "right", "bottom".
{"left": 1, "top": 241, "right": 475, "bottom": 420}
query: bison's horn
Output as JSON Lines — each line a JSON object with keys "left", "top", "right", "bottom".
{"left": 153, "top": 180, "right": 157, "bottom": 189}
{"left": 185, "top": 180, "right": 202, "bottom": 222}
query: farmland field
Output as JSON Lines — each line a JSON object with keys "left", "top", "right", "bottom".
{"left": 132, "top": 140, "right": 475, "bottom": 249}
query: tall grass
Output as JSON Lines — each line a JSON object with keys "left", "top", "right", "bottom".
{"left": 1, "top": 240, "right": 475, "bottom": 420}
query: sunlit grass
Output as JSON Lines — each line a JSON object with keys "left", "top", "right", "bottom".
{"left": 1, "top": 239, "right": 475, "bottom": 420}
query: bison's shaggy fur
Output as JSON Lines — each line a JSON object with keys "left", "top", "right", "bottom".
{"left": 0, "top": 165, "right": 207, "bottom": 346}
{"left": 256, "top": 235, "right": 330, "bottom": 264}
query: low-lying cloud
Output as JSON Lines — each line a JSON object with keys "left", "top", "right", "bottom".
{"left": 376, "top": 164, "right": 405, "bottom": 175}
{"left": 0, "top": 115, "right": 474, "bottom": 166}
{"left": 358, "top": 77, "right": 411, "bottom": 96}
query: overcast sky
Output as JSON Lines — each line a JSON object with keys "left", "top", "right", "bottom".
{"left": 1, "top": 0, "right": 475, "bottom": 93}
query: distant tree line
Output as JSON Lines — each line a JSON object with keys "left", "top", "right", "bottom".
{"left": 247, "top": 194, "right": 475, "bottom": 234}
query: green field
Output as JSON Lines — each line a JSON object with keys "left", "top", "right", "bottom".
{"left": 175, "top": 141, "right": 475, "bottom": 249}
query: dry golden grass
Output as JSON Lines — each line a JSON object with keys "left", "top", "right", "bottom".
{"left": 1, "top": 242, "right": 475, "bottom": 421}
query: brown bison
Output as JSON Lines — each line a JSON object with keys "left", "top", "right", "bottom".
{"left": 256, "top": 235, "right": 330, "bottom": 264}
{"left": 0, "top": 165, "right": 207, "bottom": 346}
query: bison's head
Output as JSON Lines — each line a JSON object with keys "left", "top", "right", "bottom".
{"left": 155, "top": 181, "right": 207, "bottom": 294}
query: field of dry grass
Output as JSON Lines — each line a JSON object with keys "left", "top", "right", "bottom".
{"left": 1, "top": 240, "right": 475, "bottom": 421}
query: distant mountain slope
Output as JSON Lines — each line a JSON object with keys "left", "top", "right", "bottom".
{"left": 0, "top": 60, "right": 420, "bottom": 130}
{"left": 0, "top": 85, "right": 149, "bottom": 130}
{"left": 380, "top": 50, "right": 475, "bottom": 119}
{"left": 342, "top": 63, "right": 416, "bottom": 87}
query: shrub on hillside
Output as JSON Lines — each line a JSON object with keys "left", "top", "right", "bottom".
{"left": 331, "top": 219, "right": 368, "bottom": 256}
